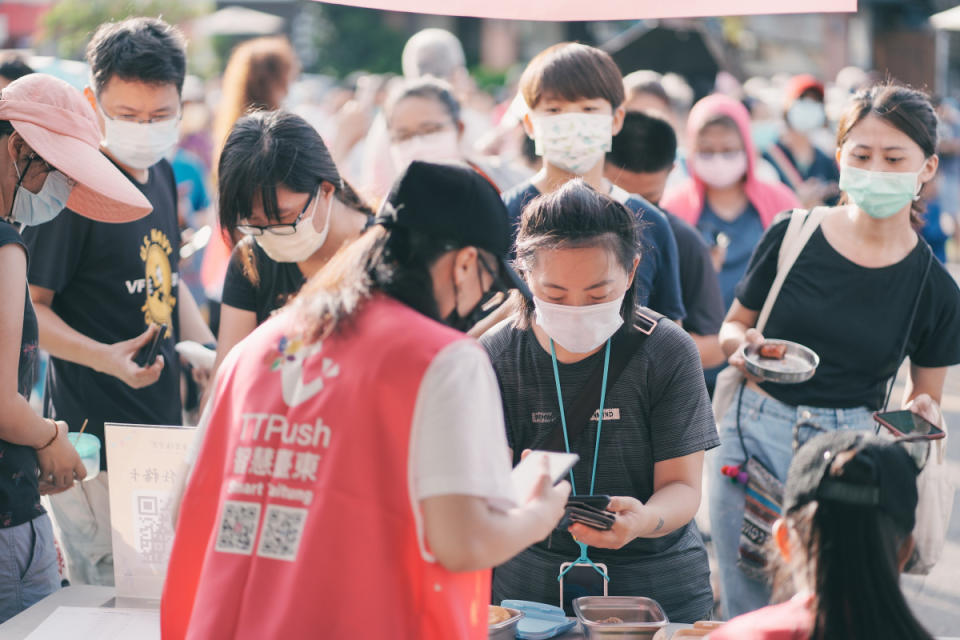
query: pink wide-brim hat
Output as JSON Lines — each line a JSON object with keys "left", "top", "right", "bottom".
{"left": 0, "top": 74, "right": 152, "bottom": 223}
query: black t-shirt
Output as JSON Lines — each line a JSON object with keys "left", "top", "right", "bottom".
{"left": 736, "top": 214, "right": 960, "bottom": 409}
{"left": 664, "top": 210, "right": 725, "bottom": 337}
{"left": 0, "top": 221, "right": 44, "bottom": 528}
{"left": 480, "top": 315, "right": 718, "bottom": 619}
{"left": 21, "top": 160, "right": 182, "bottom": 468}
{"left": 221, "top": 238, "right": 306, "bottom": 324}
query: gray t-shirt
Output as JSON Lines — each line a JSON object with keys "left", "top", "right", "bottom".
{"left": 481, "top": 313, "right": 719, "bottom": 621}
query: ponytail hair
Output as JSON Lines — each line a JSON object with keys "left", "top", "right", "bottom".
{"left": 770, "top": 445, "right": 932, "bottom": 640}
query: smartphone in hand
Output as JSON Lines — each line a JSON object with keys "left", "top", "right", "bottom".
{"left": 873, "top": 410, "right": 944, "bottom": 439}
{"left": 135, "top": 324, "right": 168, "bottom": 367}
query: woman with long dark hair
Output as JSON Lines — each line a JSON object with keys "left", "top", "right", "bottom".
{"left": 163, "top": 162, "right": 569, "bottom": 640}
{"left": 712, "top": 431, "right": 933, "bottom": 639}
{"left": 481, "top": 179, "right": 719, "bottom": 622}
{"left": 211, "top": 110, "right": 372, "bottom": 377}
{"left": 711, "top": 83, "right": 960, "bottom": 618}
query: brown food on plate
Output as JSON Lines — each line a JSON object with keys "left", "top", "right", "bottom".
{"left": 758, "top": 342, "right": 787, "bottom": 360}
{"left": 599, "top": 616, "right": 625, "bottom": 624}
{"left": 488, "top": 606, "right": 512, "bottom": 625}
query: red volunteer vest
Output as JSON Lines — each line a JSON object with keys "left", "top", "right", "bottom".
{"left": 162, "top": 295, "right": 490, "bottom": 639}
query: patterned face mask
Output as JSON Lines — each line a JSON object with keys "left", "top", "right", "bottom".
{"left": 531, "top": 113, "right": 613, "bottom": 175}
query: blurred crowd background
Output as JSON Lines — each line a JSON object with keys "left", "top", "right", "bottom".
{"left": 4, "top": 0, "right": 960, "bottom": 328}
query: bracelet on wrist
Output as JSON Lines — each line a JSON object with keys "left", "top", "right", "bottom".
{"left": 37, "top": 419, "right": 59, "bottom": 450}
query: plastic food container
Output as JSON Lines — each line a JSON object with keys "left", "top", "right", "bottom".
{"left": 573, "top": 596, "right": 669, "bottom": 639}
{"left": 489, "top": 606, "right": 523, "bottom": 640}
{"left": 501, "top": 600, "right": 577, "bottom": 639}
{"left": 67, "top": 433, "right": 101, "bottom": 481}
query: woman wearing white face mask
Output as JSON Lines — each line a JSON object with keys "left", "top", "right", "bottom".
{"left": 384, "top": 77, "right": 530, "bottom": 193}
{"left": 213, "top": 111, "right": 372, "bottom": 380}
{"left": 0, "top": 74, "right": 153, "bottom": 620}
{"left": 710, "top": 83, "right": 960, "bottom": 620}
{"left": 481, "top": 179, "right": 719, "bottom": 622}
{"left": 762, "top": 75, "right": 842, "bottom": 209}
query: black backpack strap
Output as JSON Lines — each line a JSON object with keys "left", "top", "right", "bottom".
{"left": 540, "top": 310, "right": 661, "bottom": 452}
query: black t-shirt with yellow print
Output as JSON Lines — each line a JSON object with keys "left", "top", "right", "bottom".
{"left": 22, "top": 159, "right": 182, "bottom": 469}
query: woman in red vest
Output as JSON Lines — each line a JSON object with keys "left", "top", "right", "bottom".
{"left": 162, "top": 161, "right": 569, "bottom": 640}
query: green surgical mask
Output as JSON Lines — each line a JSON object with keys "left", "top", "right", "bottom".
{"left": 838, "top": 164, "right": 922, "bottom": 219}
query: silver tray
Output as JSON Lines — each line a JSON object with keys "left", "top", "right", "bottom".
{"left": 489, "top": 606, "right": 523, "bottom": 640}
{"left": 741, "top": 339, "right": 819, "bottom": 384}
{"left": 574, "top": 596, "right": 668, "bottom": 639}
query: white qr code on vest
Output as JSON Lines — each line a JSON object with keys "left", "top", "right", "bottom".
{"left": 256, "top": 504, "right": 308, "bottom": 562}
{"left": 215, "top": 500, "right": 262, "bottom": 555}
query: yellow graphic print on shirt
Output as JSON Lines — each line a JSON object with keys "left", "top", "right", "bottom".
{"left": 140, "top": 229, "right": 177, "bottom": 336}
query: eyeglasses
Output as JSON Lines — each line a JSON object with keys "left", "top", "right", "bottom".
{"left": 98, "top": 101, "right": 182, "bottom": 125}
{"left": 236, "top": 191, "right": 318, "bottom": 237}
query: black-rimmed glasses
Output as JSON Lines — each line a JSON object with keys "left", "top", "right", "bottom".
{"left": 236, "top": 190, "right": 318, "bottom": 237}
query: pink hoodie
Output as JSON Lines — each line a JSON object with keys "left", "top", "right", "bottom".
{"left": 661, "top": 94, "right": 800, "bottom": 228}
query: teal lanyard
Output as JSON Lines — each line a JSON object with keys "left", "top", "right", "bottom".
{"left": 550, "top": 338, "right": 611, "bottom": 582}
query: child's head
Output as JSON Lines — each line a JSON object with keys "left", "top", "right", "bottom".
{"left": 519, "top": 43, "right": 626, "bottom": 176}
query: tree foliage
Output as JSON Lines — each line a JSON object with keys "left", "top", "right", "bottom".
{"left": 38, "top": 0, "right": 208, "bottom": 60}
{"left": 312, "top": 4, "right": 407, "bottom": 78}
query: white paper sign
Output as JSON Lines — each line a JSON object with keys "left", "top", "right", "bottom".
{"left": 106, "top": 424, "right": 197, "bottom": 601}
{"left": 24, "top": 607, "right": 159, "bottom": 640}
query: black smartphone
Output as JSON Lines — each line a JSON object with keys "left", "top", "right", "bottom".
{"left": 873, "top": 410, "right": 944, "bottom": 440}
{"left": 559, "top": 562, "right": 608, "bottom": 616}
{"left": 135, "top": 324, "right": 167, "bottom": 367}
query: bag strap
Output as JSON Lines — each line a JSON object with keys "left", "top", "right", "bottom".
{"left": 766, "top": 144, "right": 806, "bottom": 192}
{"left": 756, "top": 207, "right": 828, "bottom": 333}
{"left": 541, "top": 311, "right": 660, "bottom": 452}
{"left": 882, "top": 243, "right": 935, "bottom": 410}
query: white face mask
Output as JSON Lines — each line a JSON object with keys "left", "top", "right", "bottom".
{"left": 533, "top": 294, "right": 625, "bottom": 354}
{"left": 787, "top": 99, "right": 826, "bottom": 134}
{"left": 98, "top": 102, "right": 180, "bottom": 170}
{"left": 694, "top": 151, "right": 748, "bottom": 189}
{"left": 531, "top": 112, "right": 613, "bottom": 175}
{"left": 390, "top": 129, "right": 461, "bottom": 173}
{"left": 9, "top": 163, "right": 73, "bottom": 227}
{"left": 254, "top": 189, "right": 333, "bottom": 263}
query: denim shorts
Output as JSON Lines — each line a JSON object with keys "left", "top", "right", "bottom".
{"left": 706, "top": 385, "right": 876, "bottom": 618}
{"left": 0, "top": 514, "right": 60, "bottom": 623}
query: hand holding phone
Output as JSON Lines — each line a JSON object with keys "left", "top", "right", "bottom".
{"left": 135, "top": 323, "right": 168, "bottom": 368}
{"left": 873, "top": 410, "right": 944, "bottom": 440}
{"left": 510, "top": 450, "right": 578, "bottom": 505}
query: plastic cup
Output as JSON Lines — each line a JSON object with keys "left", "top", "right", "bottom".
{"left": 67, "top": 433, "right": 101, "bottom": 481}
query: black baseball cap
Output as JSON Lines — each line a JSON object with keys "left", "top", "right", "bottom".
{"left": 375, "top": 161, "right": 531, "bottom": 299}
{"left": 783, "top": 431, "right": 919, "bottom": 533}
